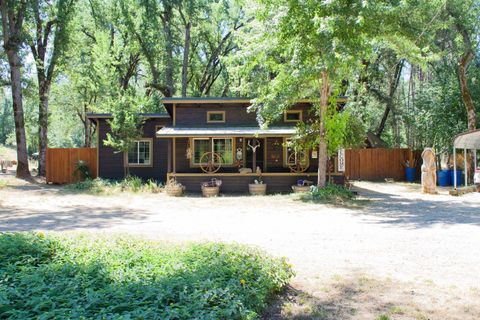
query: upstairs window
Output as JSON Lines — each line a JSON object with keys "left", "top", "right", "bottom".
{"left": 128, "top": 139, "right": 152, "bottom": 166}
{"left": 207, "top": 111, "right": 226, "bottom": 123}
{"left": 284, "top": 110, "right": 302, "bottom": 122}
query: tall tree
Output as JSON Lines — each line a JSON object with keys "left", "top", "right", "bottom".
{"left": 0, "top": 0, "right": 30, "bottom": 178}
{"left": 27, "top": 0, "right": 76, "bottom": 176}
{"left": 446, "top": 0, "right": 478, "bottom": 131}
{"left": 239, "top": 0, "right": 440, "bottom": 187}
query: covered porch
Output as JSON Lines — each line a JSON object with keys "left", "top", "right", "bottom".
{"left": 157, "top": 126, "right": 344, "bottom": 193}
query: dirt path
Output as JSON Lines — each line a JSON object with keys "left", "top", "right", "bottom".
{"left": 1, "top": 178, "right": 479, "bottom": 319}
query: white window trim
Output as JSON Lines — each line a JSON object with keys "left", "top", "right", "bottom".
{"left": 126, "top": 138, "right": 153, "bottom": 167}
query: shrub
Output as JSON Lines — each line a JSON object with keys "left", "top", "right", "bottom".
{"left": 0, "top": 233, "right": 294, "bottom": 319}
{"left": 73, "top": 160, "right": 91, "bottom": 180}
{"left": 301, "top": 183, "right": 354, "bottom": 204}
{"left": 65, "top": 177, "right": 164, "bottom": 194}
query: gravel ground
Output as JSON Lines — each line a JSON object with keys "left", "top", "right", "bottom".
{"left": 1, "top": 177, "right": 479, "bottom": 319}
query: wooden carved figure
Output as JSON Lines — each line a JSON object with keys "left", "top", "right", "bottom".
{"left": 421, "top": 148, "right": 437, "bottom": 194}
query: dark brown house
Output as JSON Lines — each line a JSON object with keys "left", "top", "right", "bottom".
{"left": 87, "top": 97, "right": 344, "bottom": 193}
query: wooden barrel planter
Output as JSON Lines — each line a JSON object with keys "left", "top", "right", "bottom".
{"left": 202, "top": 185, "right": 220, "bottom": 197}
{"left": 165, "top": 185, "right": 185, "bottom": 197}
{"left": 291, "top": 185, "right": 311, "bottom": 193}
{"left": 249, "top": 183, "right": 267, "bottom": 195}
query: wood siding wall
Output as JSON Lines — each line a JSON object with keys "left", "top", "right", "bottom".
{"left": 174, "top": 103, "right": 314, "bottom": 127}
{"left": 345, "top": 148, "right": 414, "bottom": 181}
{"left": 97, "top": 118, "right": 172, "bottom": 181}
{"left": 46, "top": 148, "right": 97, "bottom": 184}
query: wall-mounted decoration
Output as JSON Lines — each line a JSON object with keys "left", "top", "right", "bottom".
{"left": 311, "top": 150, "right": 318, "bottom": 159}
{"left": 236, "top": 148, "right": 243, "bottom": 160}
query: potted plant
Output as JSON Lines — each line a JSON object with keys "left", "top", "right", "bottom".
{"left": 291, "top": 179, "right": 312, "bottom": 193}
{"left": 249, "top": 177, "right": 267, "bottom": 195}
{"left": 201, "top": 178, "right": 222, "bottom": 197}
{"left": 165, "top": 178, "right": 185, "bottom": 196}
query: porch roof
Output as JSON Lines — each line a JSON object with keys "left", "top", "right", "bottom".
{"left": 156, "top": 126, "right": 296, "bottom": 138}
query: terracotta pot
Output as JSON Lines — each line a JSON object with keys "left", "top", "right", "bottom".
{"left": 291, "top": 185, "right": 311, "bottom": 193}
{"left": 166, "top": 185, "right": 184, "bottom": 197}
{"left": 202, "top": 185, "right": 219, "bottom": 197}
{"left": 249, "top": 183, "right": 267, "bottom": 195}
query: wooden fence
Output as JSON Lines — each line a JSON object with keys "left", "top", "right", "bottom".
{"left": 344, "top": 148, "right": 420, "bottom": 181}
{"left": 46, "top": 148, "right": 97, "bottom": 184}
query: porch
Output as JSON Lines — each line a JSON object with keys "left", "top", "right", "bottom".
{"left": 157, "top": 126, "right": 344, "bottom": 193}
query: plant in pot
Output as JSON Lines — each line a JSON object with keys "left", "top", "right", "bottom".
{"left": 165, "top": 178, "right": 185, "bottom": 196}
{"left": 249, "top": 176, "right": 267, "bottom": 195}
{"left": 201, "top": 178, "right": 222, "bottom": 197}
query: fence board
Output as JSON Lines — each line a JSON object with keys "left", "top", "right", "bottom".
{"left": 46, "top": 148, "right": 97, "bottom": 184}
{"left": 345, "top": 148, "right": 412, "bottom": 181}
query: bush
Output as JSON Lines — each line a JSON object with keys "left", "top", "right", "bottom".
{"left": 0, "top": 233, "right": 293, "bottom": 319}
{"left": 73, "top": 160, "right": 91, "bottom": 180}
{"left": 301, "top": 183, "right": 354, "bottom": 204}
{"left": 64, "top": 177, "right": 164, "bottom": 194}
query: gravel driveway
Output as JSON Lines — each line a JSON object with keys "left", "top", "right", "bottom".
{"left": 1, "top": 179, "right": 479, "bottom": 319}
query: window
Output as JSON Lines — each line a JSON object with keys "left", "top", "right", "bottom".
{"left": 207, "top": 111, "right": 225, "bottom": 123}
{"left": 193, "top": 138, "right": 210, "bottom": 164}
{"left": 284, "top": 110, "right": 302, "bottom": 122}
{"left": 192, "top": 138, "right": 234, "bottom": 165}
{"left": 213, "top": 138, "right": 233, "bottom": 164}
{"left": 127, "top": 139, "right": 152, "bottom": 166}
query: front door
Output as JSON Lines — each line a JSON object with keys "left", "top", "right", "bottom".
{"left": 245, "top": 138, "right": 264, "bottom": 172}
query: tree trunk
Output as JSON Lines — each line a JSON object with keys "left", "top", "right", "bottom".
{"left": 163, "top": 3, "right": 174, "bottom": 97}
{"left": 6, "top": 50, "right": 30, "bottom": 178}
{"left": 181, "top": 21, "right": 191, "bottom": 97}
{"left": 458, "top": 50, "right": 476, "bottom": 131}
{"left": 37, "top": 83, "right": 50, "bottom": 176}
{"left": 317, "top": 71, "right": 330, "bottom": 187}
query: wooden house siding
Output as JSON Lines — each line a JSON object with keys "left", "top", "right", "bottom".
{"left": 173, "top": 103, "right": 314, "bottom": 127}
{"left": 98, "top": 118, "right": 172, "bottom": 181}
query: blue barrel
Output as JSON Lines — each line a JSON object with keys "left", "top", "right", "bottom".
{"left": 450, "top": 170, "right": 464, "bottom": 186}
{"left": 437, "top": 170, "right": 451, "bottom": 186}
{"left": 405, "top": 167, "right": 416, "bottom": 182}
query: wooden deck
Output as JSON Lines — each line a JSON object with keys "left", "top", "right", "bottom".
{"left": 167, "top": 172, "right": 344, "bottom": 193}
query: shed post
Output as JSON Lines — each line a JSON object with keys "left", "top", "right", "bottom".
{"left": 464, "top": 148, "right": 468, "bottom": 187}
{"left": 453, "top": 147, "right": 457, "bottom": 189}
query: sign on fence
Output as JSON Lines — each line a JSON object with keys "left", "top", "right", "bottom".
{"left": 338, "top": 149, "right": 345, "bottom": 172}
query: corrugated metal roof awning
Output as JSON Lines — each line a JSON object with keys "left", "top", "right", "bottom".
{"left": 156, "top": 126, "right": 296, "bottom": 137}
{"left": 453, "top": 130, "right": 480, "bottom": 149}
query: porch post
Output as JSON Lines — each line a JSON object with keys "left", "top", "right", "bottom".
{"left": 173, "top": 137, "right": 176, "bottom": 173}
{"left": 167, "top": 139, "right": 172, "bottom": 173}
{"left": 464, "top": 148, "right": 467, "bottom": 187}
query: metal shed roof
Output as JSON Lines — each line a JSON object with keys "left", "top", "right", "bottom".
{"left": 156, "top": 126, "right": 296, "bottom": 137}
{"left": 453, "top": 130, "right": 480, "bottom": 149}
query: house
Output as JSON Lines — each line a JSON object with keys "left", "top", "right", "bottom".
{"left": 87, "top": 97, "right": 344, "bottom": 193}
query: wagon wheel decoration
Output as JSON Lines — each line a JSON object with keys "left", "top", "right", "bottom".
{"left": 288, "top": 151, "right": 309, "bottom": 173}
{"left": 199, "top": 152, "right": 223, "bottom": 173}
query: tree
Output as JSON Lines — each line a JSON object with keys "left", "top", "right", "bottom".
{"left": 27, "top": 0, "right": 76, "bottom": 176}
{"left": 239, "top": 0, "right": 441, "bottom": 187}
{"left": 446, "top": 0, "right": 479, "bottom": 132}
{"left": 0, "top": 0, "right": 30, "bottom": 178}
{"left": 103, "top": 91, "right": 144, "bottom": 177}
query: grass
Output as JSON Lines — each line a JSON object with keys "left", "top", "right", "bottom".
{"left": 0, "top": 180, "right": 6, "bottom": 189}
{"left": 64, "top": 176, "right": 163, "bottom": 194}
{"left": 0, "top": 232, "right": 294, "bottom": 319}
{"left": 0, "top": 144, "right": 16, "bottom": 161}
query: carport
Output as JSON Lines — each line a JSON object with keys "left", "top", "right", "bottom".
{"left": 453, "top": 129, "right": 480, "bottom": 189}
